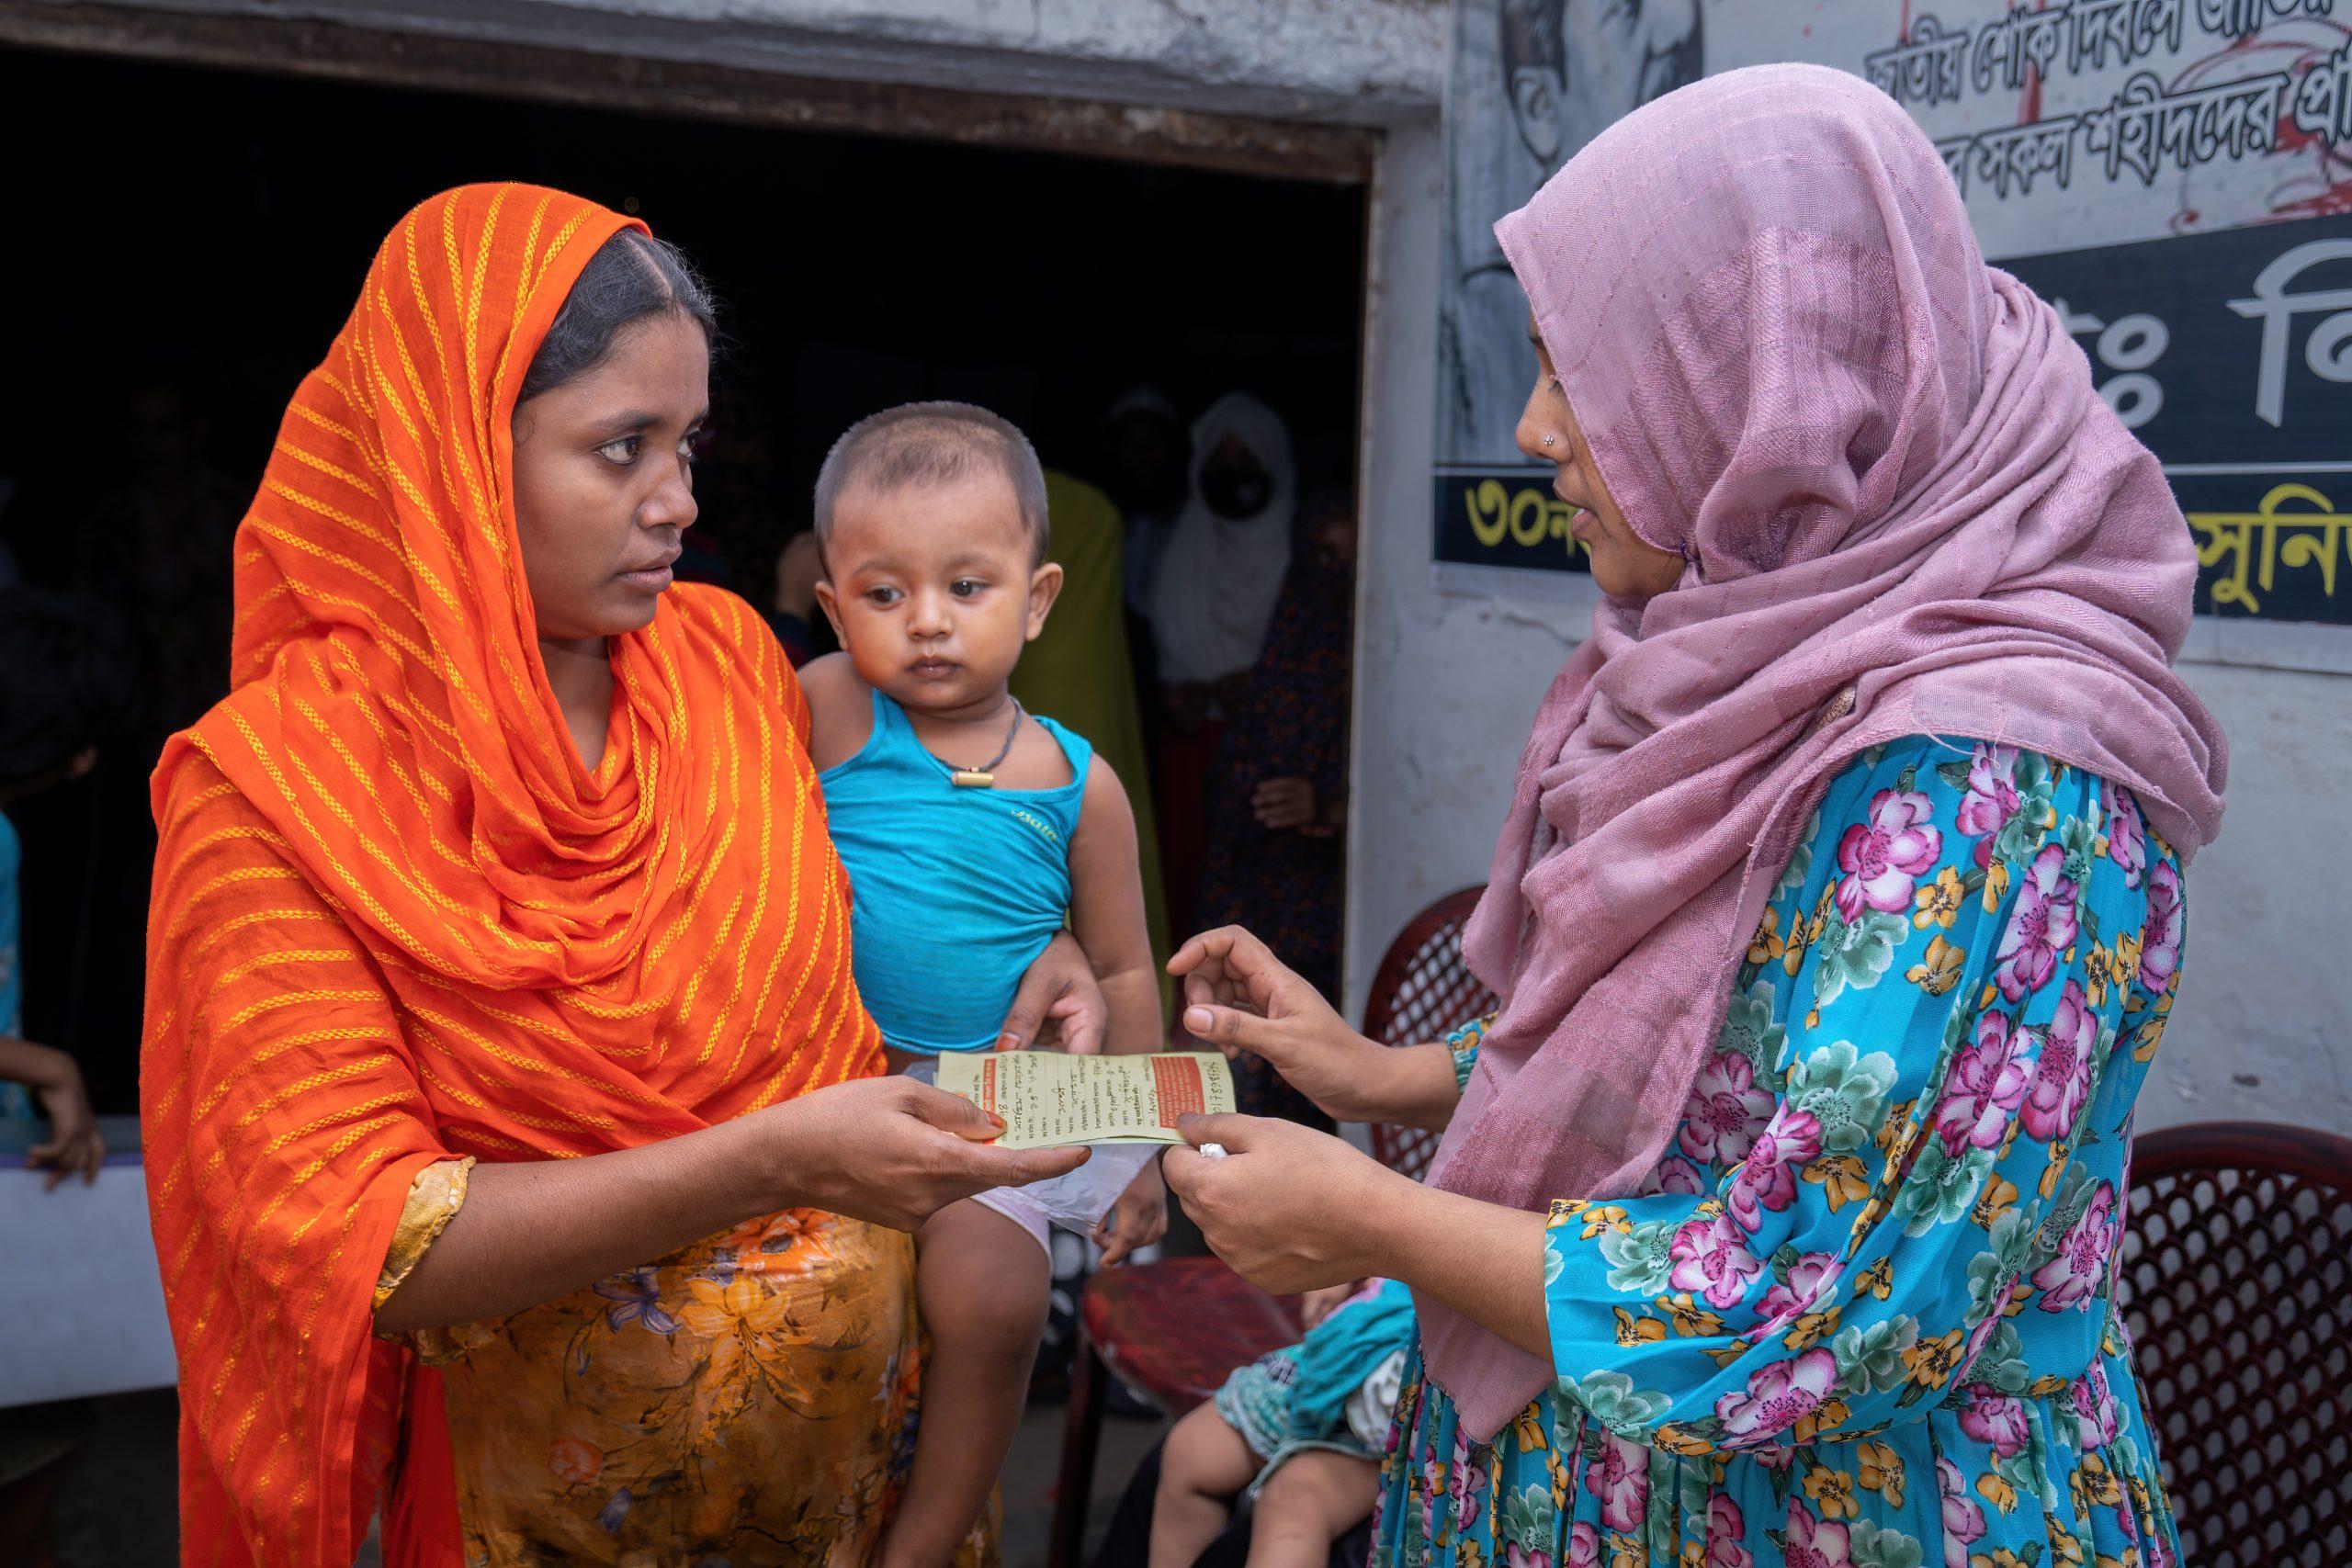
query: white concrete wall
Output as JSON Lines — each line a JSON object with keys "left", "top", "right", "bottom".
{"left": 1346, "top": 109, "right": 1530, "bottom": 974}
{"left": 2153, "top": 663, "right": 2352, "bottom": 1134}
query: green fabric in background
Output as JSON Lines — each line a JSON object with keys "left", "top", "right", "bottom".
{"left": 1012, "top": 471, "right": 1174, "bottom": 1025}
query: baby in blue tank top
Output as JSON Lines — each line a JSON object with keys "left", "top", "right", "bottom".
{"left": 800, "top": 401, "right": 1166, "bottom": 1568}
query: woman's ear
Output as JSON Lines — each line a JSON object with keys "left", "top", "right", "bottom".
{"left": 1025, "top": 562, "right": 1066, "bottom": 640}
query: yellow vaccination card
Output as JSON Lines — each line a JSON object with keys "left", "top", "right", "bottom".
{"left": 933, "top": 1051, "right": 1237, "bottom": 1149}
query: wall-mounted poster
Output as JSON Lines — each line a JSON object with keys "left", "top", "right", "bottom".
{"left": 1437, "top": 0, "right": 2352, "bottom": 626}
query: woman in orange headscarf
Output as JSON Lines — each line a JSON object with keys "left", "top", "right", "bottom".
{"left": 141, "top": 185, "right": 1094, "bottom": 1567}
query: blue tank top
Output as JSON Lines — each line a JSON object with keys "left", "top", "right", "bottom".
{"left": 820, "top": 690, "right": 1093, "bottom": 1055}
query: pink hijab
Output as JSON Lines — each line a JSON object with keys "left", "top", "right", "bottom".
{"left": 1419, "top": 63, "right": 2226, "bottom": 1441}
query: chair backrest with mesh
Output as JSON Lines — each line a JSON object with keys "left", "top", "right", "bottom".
{"left": 2118, "top": 1120, "right": 2352, "bottom": 1567}
{"left": 1359, "top": 886, "right": 1497, "bottom": 1182}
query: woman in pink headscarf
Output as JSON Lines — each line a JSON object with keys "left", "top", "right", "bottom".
{"left": 1162, "top": 64, "right": 2222, "bottom": 1568}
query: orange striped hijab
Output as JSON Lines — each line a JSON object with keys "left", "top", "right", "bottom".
{"left": 141, "top": 185, "right": 880, "bottom": 1565}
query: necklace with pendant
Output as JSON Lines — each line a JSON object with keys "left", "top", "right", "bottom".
{"left": 930, "top": 698, "right": 1025, "bottom": 788}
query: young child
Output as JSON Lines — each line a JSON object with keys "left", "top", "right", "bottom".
{"left": 1152, "top": 1279, "right": 1417, "bottom": 1568}
{"left": 799, "top": 401, "right": 1168, "bottom": 1568}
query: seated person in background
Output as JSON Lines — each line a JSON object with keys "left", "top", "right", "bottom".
{"left": 0, "top": 585, "right": 126, "bottom": 1171}
{"left": 1152, "top": 1279, "right": 1416, "bottom": 1568}
{"left": 0, "top": 586, "right": 132, "bottom": 1568}
{"left": 799, "top": 401, "right": 1170, "bottom": 1568}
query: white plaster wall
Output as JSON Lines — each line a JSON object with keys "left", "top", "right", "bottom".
{"left": 2146, "top": 663, "right": 2352, "bottom": 1134}
{"left": 1341, "top": 568, "right": 1565, "bottom": 1024}
{"left": 101, "top": 0, "right": 1448, "bottom": 124}
{"left": 1345, "top": 113, "right": 1550, "bottom": 1013}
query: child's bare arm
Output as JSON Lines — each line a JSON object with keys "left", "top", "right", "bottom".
{"left": 797, "top": 652, "right": 875, "bottom": 773}
{"left": 0, "top": 1035, "right": 105, "bottom": 1188}
{"left": 1069, "top": 759, "right": 1171, "bottom": 1263}
{"left": 1068, "top": 756, "right": 1162, "bottom": 1056}
{"left": 0, "top": 1035, "right": 71, "bottom": 1090}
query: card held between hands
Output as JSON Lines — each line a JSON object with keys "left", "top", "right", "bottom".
{"left": 933, "top": 1050, "right": 1237, "bottom": 1149}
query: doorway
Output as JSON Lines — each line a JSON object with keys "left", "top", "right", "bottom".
{"left": 0, "top": 37, "right": 1370, "bottom": 1114}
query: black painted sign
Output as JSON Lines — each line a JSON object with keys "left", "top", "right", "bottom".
{"left": 1435, "top": 212, "right": 2352, "bottom": 625}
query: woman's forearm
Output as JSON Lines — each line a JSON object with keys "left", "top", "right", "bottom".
{"left": 1348, "top": 1041, "right": 1466, "bottom": 1131}
{"left": 1374, "top": 1179, "right": 1552, "bottom": 1360}
{"left": 375, "top": 1112, "right": 783, "bottom": 1334}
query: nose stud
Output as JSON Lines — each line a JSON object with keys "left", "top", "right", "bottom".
{"left": 1543, "top": 436, "right": 1557, "bottom": 449}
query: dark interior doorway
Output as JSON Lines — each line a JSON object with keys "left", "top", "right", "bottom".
{"left": 0, "top": 42, "right": 1368, "bottom": 1114}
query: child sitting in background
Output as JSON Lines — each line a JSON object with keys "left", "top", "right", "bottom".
{"left": 799, "top": 401, "right": 1168, "bottom": 1568}
{"left": 0, "top": 586, "right": 127, "bottom": 1171}
{"left": 1152, "top": 1279, "right": 1416, "bottom": 1568}
{"left": 0, "top": 586, "right": 133, "bottom": 1568}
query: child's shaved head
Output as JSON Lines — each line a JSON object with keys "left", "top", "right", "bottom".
{"left": 813, "top": 401, "right": 1050, "bottom": 568}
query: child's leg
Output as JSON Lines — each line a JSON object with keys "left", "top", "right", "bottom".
{"left": 1242, "top": 1450, "right": 1381, "bottom": 1568}
{"left": 881, "top": 1198, "right": 1051, "bottom": 1568}
{"left": 1150, "top": 1403, "right": 1264, "bottom": 1568}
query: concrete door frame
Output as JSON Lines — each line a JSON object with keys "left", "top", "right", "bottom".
{"left": 0, "top": 1, "right": 1382, "bottom": 184}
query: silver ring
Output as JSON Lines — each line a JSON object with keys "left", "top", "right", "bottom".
{"left": 1199, "top": 1143, "right": 1229, "bottom": 1159}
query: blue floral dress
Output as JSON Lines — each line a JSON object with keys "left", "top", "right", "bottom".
{"left": 1373, "top": 737, "right": 2187, "bottom": 1568}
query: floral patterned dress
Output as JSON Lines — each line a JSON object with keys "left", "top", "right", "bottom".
{"left": 407, "top": 1207, "right": 993, "bottom": 1566}
{"left": 1373, "top": 737, "right": 2187, "bottom": 1568}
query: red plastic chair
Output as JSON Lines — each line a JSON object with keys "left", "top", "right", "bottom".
{"left": 1046, "top": 888, "right": 1494, "bottom": 1568}
{"left": 2118, "top": 1120, "right": 2352, "bottom": 1567}
{"left": 1360, "top": 887, "right": 1496, "bottom": 1182}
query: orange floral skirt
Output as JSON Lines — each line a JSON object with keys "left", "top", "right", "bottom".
{"left": 415, "top": 1210, "right": 994, "bottom": 1566}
